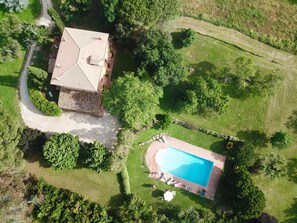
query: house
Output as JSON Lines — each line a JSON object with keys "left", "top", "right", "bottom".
{"left": 50, "top": 27, "right": 114, "bottom": 116}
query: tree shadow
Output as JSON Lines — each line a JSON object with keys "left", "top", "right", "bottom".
{"left": 155, "top": 201, "right": 181, "bottom": 219}
{"left": 108, "top": 194, "right": 125, "bottom": 207}
{"left": 286, "top": 110, "right": 297, "bottom": 133}
{"left": 0, "top": 75, "right": 18, "bottom": 88}
{"left": 188, "top": 61, "right": 217, "bottom": 79}
{"left": 209, "top": 140, "right": 227, "bottom": 154}
{"left": 222, "top": 81, "right": 251, "bottom": 100}
{"left": 151, "top": 189, "right": 163, "bottom": 198}
{"left": 284, "top": 198, "right": 297, "bottom": 223}
{"left": 236, "top": 130, "right": 269, "bottom": 148}
{"left": 171, "top": 32, "right": 183, "bottom": 49}
{"left": 287, "top": 158, "right": 297, "bottom": 183}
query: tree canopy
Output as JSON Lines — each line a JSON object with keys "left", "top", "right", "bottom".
{"left": 0, "top": 102, "right": 23, "bottom": 173}
{"left": 0, "top": 0, "right": 28, "bottom": 12}
{"left": 103, "top": 72, "right": 163, "bottom": 129}
{"left": 259, "top": 153, "right": 287, "bottom": 178}
{"left": 43, "top": 133, "right": 80, "bottom": 170}
{"left": 270, "top": 131, "right": 291, "bottom": 149}
{"left": 179, "top": 76, "right": 229, "bottom": 115}
{"left": 180, "top": 28, "right": 196, "bottom": 48}
{"left": 135, "top": 30, "right": 185, "bottom": 87}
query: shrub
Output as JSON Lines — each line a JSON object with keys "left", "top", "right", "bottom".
{"left": 230, "top": 142, "right": 257, "bottom": 168}
{"left": 156, "top": 114, "right": 172, "bottom": 129}
{"left": 48, "top": 8, "right": 65, "bottom": 34}
{"left": 259, "top": 153, "right": 287, "bottom": 178}
{"left": 28, "top": 66, "right": 48, "bottom": 90}
{"left": 0, "top": 0, "right": 28, "bottom": 12}
{"left": 120, "top": 167, "right": 131, "bottom": 194}
{"left": 180, "top": 28, "right": 195, "bottom": 47}
{"left": 17, "top": 127, "right": 46, "bottom": 158}
{"left": 80, "top": 141, "right": 110, "bottom": 173}
{"left": 43, "top": 133, "right": 80, "bottom": 170}
{"left": 28, "top": 89, "right": 62, "bottom": 116}
{"left": 270, "top": 131, "right": 291, "bottom": 149}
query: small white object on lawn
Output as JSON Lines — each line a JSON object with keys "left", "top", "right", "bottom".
{"left": 164, "top": 191, "right": 174, "bottom": 201}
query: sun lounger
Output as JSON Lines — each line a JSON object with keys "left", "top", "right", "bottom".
{"left": 166, "top": 178, "right": 175, "bottom": 185}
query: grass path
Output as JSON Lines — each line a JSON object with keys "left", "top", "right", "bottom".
{"left": 167, "top": 17, "right": 297, "bottom": 72}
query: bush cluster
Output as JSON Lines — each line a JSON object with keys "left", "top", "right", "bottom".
{"left": 120, "top": 167, "right": 131, "bottom": 195}
{"left": 48, "top": 8, "right": 65, "bottom": 34}
{"left": 28, "top": 89, "right": 62, "bottom": 116}
{"left": 180, "top": 28, "right": 195, "bottom": 47}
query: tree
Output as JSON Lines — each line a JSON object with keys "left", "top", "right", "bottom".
{"left": 0, "top": 102, "right": 23, "bottom": 173}
{"left": 231, "top": 142, "right": 257, "bottom": 167}
{"left": 117, "top": 195, "right": 159, "bottom": 223}
{"left": 48, "top": 8, "right": 65, "bottom": 34}
{"left": 255, "top": 213, "right": 278, "bottom": 223}
{"left": 28, "top": 66, "right": 49, "bottom": 90}
{"left": 178, "top": 207, "right": 215, "bottom": 223}
{"left": 180, "top": 28, "right": 195, "bottom": 47}
{"left": 17, "top": 127, "right": 46, "bottom": 159}
{"left": 259, "top": 153, "right": 287, "bottom": 178}
{"left": 60, "top": 0, "right": 89, "bottom": 22}
{"left": 0, "top": 0, "right": 28, "bottom": 12}
{"left": 103, "top": 72, "right": 163, "bottom": 129}
{"left": 80, "top": 141, "right": 110, "bottom": 172}
{"left": 270, "top": 131, "right": 291, "bottom": 149}
{"left": 21, "top": 23, "right": 49, "bottom": 46}
{"left": 135, "top": 30, "right": 185, "bottom": 87}
{"left": 156, "top": 113, "right": 172, "bottom": 130}
{"left": 43, "top": 133, "right": 80, "bottom": 170}
{"left": 99, "top": 0, "right": 119, "bottom": 23}
{"left": 179, "top": 76, "right": 229, "bottom": 115}
{"left": 0, "top": 38, "right": 22, "bottom": 63}
{"left": 232, "top": 57, "right": 283, "bottom": 97}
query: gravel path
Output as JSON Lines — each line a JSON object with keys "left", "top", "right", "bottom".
{"left": 19, "top": 0, "right": 120, "bottom": 148}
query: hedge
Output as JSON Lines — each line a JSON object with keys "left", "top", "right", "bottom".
{"left": 48, "top": 8, "right": 65, "bottom": 34}
{"left": 29, "top": 89, "right": 62, "bottom": 116}
{"left": 120, "top": 167, "right": 131, "bottom": 195}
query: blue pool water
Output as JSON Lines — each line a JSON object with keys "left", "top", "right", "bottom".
{"left": 156, "top": 146, "right": 214, "bottom": 187}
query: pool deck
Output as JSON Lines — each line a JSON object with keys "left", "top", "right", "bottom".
{"left": 145, "top": 136, "right": 226, "bottom": 200}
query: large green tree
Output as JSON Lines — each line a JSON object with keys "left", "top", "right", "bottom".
{"left": 135, "top": 30, "right": 185, "bottom": 87}
{"left": 259, "top": 153, "right": 287, "bottom": 178}
{"left": 180, "top": 76, "right": 229, "bottom": 115}
{"left": 43, "top": 133, "right": 80, "bottom": 170}
{"left": 232, "top": 57, "right": 283, "bottom": 96}
{"left": 0, "top": 0, "right": 28, "bottom": 12}
{"left": 230, "top": 142, "right": 257, "bottom": 168}
{"left": 99, "top": 0, "right": 119, "bottom": 23}
{"left": 80, "top": 141, "right": 110, "bottom": 173}
{"left": 60, "top": 0, "right": 89, "bottom": 22}
{"left": 270, "top": 131, "right": 291, "bottom": 149}
{"left": 103, "top": 72, "right": 163, "bottom": 129}
{"left": 0, "top": 102, "right": 23, "bottom": 173}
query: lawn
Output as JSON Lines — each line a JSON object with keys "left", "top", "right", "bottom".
{"left": 0, "top": 0, "right": 41, "bottom": 23}
{"left": 0, "top": 52, "right": 26, "bottom": 120}
{"left": 25, "top": 153, "right": 124, "bottom": 206}
{"left": 181, "top": 0, "right": 297, "bottom": 43}
{"left": 127, "top": 124, "right": 226, "bottom": 211}
{"left": 156, "top": 30, "right": 297, "bottom": 221}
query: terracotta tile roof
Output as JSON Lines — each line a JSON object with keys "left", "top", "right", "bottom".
{"left": 50, "top": 27, "right": 109, "bottom": 92}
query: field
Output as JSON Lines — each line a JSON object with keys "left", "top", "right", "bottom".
{"left": 181, "top": 0, "right": 297, "bottom": 42}
{"left": 156, "top": 30, "right": 297, "bottom": 221}
{"left": 127, "top": 124, "right": 225, "bottom": 211}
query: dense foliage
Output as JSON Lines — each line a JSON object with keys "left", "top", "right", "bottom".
{"left": 180, "top": 28, "right": 195, "bottom": 47}
{"left": 259, "top": 153, "right": 287, "bottom": 178}
{"left": 178, "top": 207, "right": 216, "bottom": 222}
{"left": 229, "top": 142, "right": 256, "bottom": 168}
{"left": 28, "top": 66, "right": 48, "bottom": 90}
{"left": 17, "top": 127, "right": 46, "bottom": 159}
{"left": 120, "top": 167, "right": 131, "bottom": 195}
{"left": 60, "top": 0, "right": 89, "bottom": 22}
{"left": 43, "top": 133, "right": 80, "bottom": 170}
{"left": 0, "top": 0, "right": 28, "bottom": 12}
{"left": 270, "top": 131, "right": 291, "bottom": 149}
{"left": 179, "top": 76, "right": 229, "bottom": 115}
{"left": 99, "top": 0, "right": 119, "bottom": 23}
{"left": 34, "top": 180, "right": 112, "bottom": 222}
{"left": 103, "top": 72, "right": 163, "bottom": 129}
{"left": 80, "top": 141, "right": 110, "bottom": 173}
{"left": 135, "top": 30, "right": 185, "bottom": 87}
{"left": 156, "top": 113, "right": 172, "bottom": 130}
{"left": 48, "top": 7, "right": 65, "bottom": 34}
{"left": 109, "top": 129, "right": 135, "bottom": 173}
{"left": 231, "top": 57, "right": 283, "bottom": 97}
{"left": 0, "top": 102, "right": 23, "bottom": 173}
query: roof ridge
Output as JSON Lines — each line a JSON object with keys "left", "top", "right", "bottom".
{"left": 65, "top": 28, "right": 80, "bottom": 50}
{"left": 77, "top": 63, "right": 97, "bottom": 91}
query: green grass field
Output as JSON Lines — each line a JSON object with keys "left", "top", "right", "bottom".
{"left": 181, "top": 0, "right": 297, "bottom": 42}
{"left": 127, "top": 124, "right": 225, "bottom": 211}
{"left": 0, "top": 0, "right": 41, "bottom": 23}
{"left": 25, "top": 154, "right": 124, "bottom": 206}
{"left": 157, "top": 30, "right": 297, "bottom": 221}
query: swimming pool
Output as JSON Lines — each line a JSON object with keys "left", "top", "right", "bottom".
{"left": 156, "top": 146, "right": 214, "bottom": 187}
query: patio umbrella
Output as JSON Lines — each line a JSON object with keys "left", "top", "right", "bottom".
{"left": 164, "top": 191, "right": 174, "bottom": 201}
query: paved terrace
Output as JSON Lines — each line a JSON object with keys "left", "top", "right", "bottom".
{"left": 145, "top": 136, "right": 226, "bottom": 200}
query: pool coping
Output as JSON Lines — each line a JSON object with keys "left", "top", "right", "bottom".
{"left": 145, "top": 136, "right": 226, "bottom": 200}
